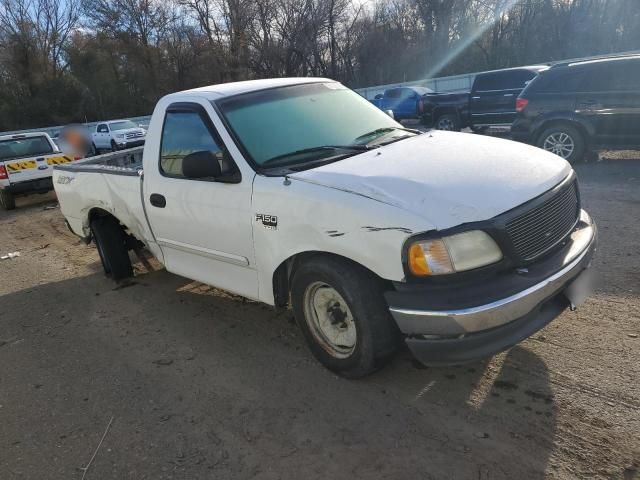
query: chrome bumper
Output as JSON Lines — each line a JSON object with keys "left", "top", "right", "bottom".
{"left": 389, "top": 210, "right": 597, "bottom": 336}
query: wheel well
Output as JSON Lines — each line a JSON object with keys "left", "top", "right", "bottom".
{"left": 87, "top": 208, "right": 141, "bottom": 250}
{"left": 535, "top": 120, "right": 589, "bottom": 145}
{"left": 272, "top": 251, "right": 387, "bottom": 308}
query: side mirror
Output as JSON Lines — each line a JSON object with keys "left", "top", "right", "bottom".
{"left": 385, "top": 109, "right": 395, "bottom": 119}
{"left": 182, "top": 151, "right": 222, "bottom": 179}
{"left": 374, "top": 93, "right": 383, "bottom": 99}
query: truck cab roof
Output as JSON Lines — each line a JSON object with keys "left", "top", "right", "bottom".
{"left": 163, "top": 77, "right": 334, "bottom": 102}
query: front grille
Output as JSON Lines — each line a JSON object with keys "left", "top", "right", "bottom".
{"left": 126, "top": 132, "right": 143, "bottom": 139}
{"left": 506, "top": 180, "right": 579, "bottom": 261}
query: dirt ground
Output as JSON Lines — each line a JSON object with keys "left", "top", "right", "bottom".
{"left": 0, "top": 155, "right": 639, "bottom": 480}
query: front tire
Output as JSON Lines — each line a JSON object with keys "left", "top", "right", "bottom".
{"left": 110, "top": 140, "right": 118, "bottom": 152}
{"left": 0, "top": 189, "right": 16, "bottom": 210}
{"left": 434, "top": 113, "right": 461, "bottom": 132}
{"left": 291, "top": 255, "right": 398, "bottom": 378}
{"left": 91, "top": 216, "right": 133, "bottom": 281}
{"left": 537, "top": 124, "right": 586, "bottom": 163}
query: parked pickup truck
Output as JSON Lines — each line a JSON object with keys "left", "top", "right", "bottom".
{"left": 92, "top": 119, "right": 147, "bottom": 152}
{"left": 0, "top": 132, "right": 80, "bottom": 210}
{"left": 423, "top": 66, "right": 548, "bottom": 131}
{"left": 54, "top": 78, "right": 597, "bottom": 377}
{"left": 370, "top": 86, "right": 433, "bottom": 121}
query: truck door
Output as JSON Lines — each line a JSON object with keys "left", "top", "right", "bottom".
{"left": 396, "top": 88, "right": 418, "bottom": 118}
{"left": 143, "top": 101, "right": 258, "bottom": 300}
{"left": 470, "top": 70, "right": 536, "bottom": 126}
{"left": 95, "top": 123, "right": 110, "bottom": 149}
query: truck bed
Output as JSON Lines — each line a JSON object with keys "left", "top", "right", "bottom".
{"left": 54, "top": 147, "right": 144, "bottom": 176}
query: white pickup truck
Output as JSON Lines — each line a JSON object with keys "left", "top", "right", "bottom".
{"left": 92, "top": 119, "right": 147, "bottom": 152}
{"left": 0, "top": 131, "right": 80, "bottom": 210}
{"left": 53, "top": 78, "right": 597, "bottom": 377}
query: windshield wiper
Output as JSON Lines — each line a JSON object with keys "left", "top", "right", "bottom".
{"left": 354, "top": 127, "right": 421, "bottom": 143}
{"left": 262, "top": 145, "right": 371, "bottom": 166}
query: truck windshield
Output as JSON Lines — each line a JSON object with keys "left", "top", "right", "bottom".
{"left": 0, "top": 136, "right": 53, "bottom": 161}
{"left": 109, "top": 121, "right": 138, "bottom": 131}
{"left": 216, "top": 83, "right": 405, "bottom": 168}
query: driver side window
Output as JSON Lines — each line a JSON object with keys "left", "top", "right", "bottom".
{"left": 160, "top": 108, "right": 237, "bottom": 180}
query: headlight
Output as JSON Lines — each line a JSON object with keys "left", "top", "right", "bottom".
{"left": 407, "top": 230, "right": 503, "bottom": 276}
{"left": 115, "top": 133, "right": 125, "bottom": 139}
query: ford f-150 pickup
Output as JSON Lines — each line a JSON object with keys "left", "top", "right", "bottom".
{"left": 53, "top": 78, "right": 597, "bottom": 378}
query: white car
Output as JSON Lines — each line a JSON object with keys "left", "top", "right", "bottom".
{"left": 0, "top": 132, "right": 80, "bottom": 210}
{"left": 53, "top": 78, "right": 597, "bottom": 377}
{"left": 92, "top": 120, "right": 146, "bottom": 151}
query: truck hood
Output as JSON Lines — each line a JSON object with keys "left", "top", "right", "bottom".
{"left": 289, "top": 131, "right": 572, "bottom": 230}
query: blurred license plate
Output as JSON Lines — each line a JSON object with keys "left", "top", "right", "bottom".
{"left": 565, "top": 268, "right": 595, "bottom": 309}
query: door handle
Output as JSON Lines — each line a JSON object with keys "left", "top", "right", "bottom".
{"left": 149, "top": 193, "right": 166, "bottom": 208}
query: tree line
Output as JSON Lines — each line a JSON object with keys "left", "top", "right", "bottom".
{"left": 0, "top": 0, "right": 638, "bottom": 131}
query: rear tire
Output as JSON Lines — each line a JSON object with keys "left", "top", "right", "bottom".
{"left": 537, "top": 124, "right": 586, "bottom": 163}
{"left": 291, "top": 255, "right": 398, "bottom": 378}
{"left": 434, "top": 113, "right": 461, "bottom": 132}
{"left": 91, "top": 216, "right": 133, "bottom": 281}
{"left": 0, "top": 189, "right": 16, "bottom": 210}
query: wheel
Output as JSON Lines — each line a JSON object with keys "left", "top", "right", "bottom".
{"left": 291, "top": 255, "right": 398, "bottom": 378}
{"left": 90, "top": 143, "right": 98, "bottom": 156}
{"left": 110, "top": 140, "right": 118, "bottom": 152}
{"left": 434, "top": 113, "right": 460, "bottom": 132}
{"left": 0, "top": 189, "right": 16, "bottom": 210}
{"left": 537, "top": 124, "right": 586, "bottom": 163}
{"left": 90, "top": 216, "right": 133, "bottom": 281}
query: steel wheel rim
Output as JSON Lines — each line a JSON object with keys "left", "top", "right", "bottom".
{"left": 302, "top": 282, "right": 357, "bottom": 359}
{"left": 437, "top": 118, "right": 455, "bottom": 131}
{"left": 543, "top": 132, "right": 575, "bottom": 159}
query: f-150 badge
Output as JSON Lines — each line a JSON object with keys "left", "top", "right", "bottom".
{"left": 256, "top": 214, "right": 278, "bottom": 230}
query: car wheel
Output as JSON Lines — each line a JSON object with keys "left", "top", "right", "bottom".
{"left": 90, "top": 143, "right": 98, "bottom": 156}
{"left": 435, "top": 114, "right": 460, "bottom": 132}
{"left": 0, "top": 189, "right": 16, "bottom": 210}
{"left": 90, "top": 216, "right": 133, "bottom": 281}
{"left": 110, "top": 140, "right": 118, "bottom": 152}
{"left": 291, "top": 255, "right": 399, "bottom": 378}
{"left": 537, "top": 124, "right": 586, "bottom": 163}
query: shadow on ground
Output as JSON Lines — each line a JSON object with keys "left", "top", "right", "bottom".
{"left": 0, "top": 268, "right": 558, "bottom": 479}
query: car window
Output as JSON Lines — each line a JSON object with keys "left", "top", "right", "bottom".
{"left": 160, "top": 109, "right": 234, "bottom": 179}
{"left": 385, "top": 89, "right": 401, "bottom": 98}
{"left": 97, "top": 124, "right": 108, "bottom": 133}
{"left": 583, "top": 60, "right": 640, "bottom": 92}
{"left": 527, "top": 68, "right": 587, "bottom": 93}
{"left": 0, "top": 136, "right": 53, "bottom": 161}
{"left": 110, "top": 120, "right": 138, "bottom": 131}
{"left": 474, "top": 70, "right": 537, "bottom": 91}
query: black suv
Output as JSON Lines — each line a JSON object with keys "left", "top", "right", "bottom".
{"left": 511, "top": 54, "right": 640, "bottom": 163}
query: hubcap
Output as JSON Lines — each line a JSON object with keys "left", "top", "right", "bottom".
{"left": 303, "top": 282, "right": 357, "bottom": 359}
{"left": 437, "top": 118, "right": 455, "bottom": 131}
{"left": 543, "top": 132, "right": 575, "bottom": 159}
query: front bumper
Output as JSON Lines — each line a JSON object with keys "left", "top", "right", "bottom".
{"left": 115, "top": 139, "right": 145, "bottom": 150}
{"left": 385, "top": 210, "right": 597, "bottom": 365}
